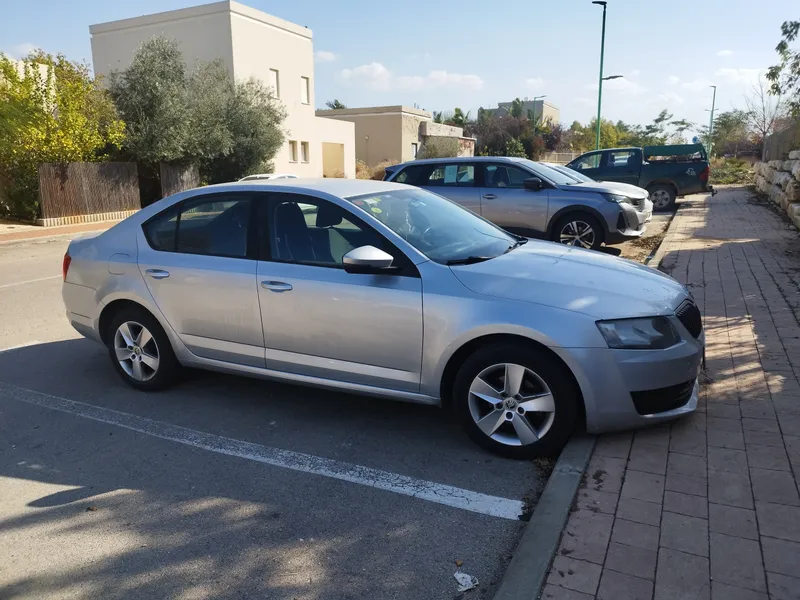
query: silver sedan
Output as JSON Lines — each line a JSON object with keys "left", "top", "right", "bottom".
{"left": 62, "top": 179, "right": 704, "bottom": 458}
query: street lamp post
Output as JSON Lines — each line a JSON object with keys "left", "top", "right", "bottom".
{"left": 707, "top": 85, "right": 717, "bottom": 155}
{"left": 532, "top": 94, "right": 547, "bottom": 136}
{"left": 592, "top": 1, "right": 607, "bottom": 150}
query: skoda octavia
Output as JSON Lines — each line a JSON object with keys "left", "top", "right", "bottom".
{"left": 63, "top": 179, "right": 703, "bottom": 458}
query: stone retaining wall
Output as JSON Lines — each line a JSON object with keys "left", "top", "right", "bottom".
{"left": 754, "top": 150, "right": 800, "bottom": 229}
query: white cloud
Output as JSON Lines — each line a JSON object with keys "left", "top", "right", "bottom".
{"left": 658, "top": 92, "right": 685, "bottom": 105}
{"left": 340, "top": 62, "right": 483, "bottom": 91}
{"left": 525, "top": 77, "right": 544, "bottom": 89}
{"left": 315, "top": 51, "right": 337, "bottom": 63}
{"left": 6, "top": 42, "right": 36, "bottom": 58}
{"left": 668, "top": 75, "right": 680, "bottom": 85}
{"left": 680, "top": 77, "right": 714, "bottom": 91}
{"left": 716, "top": 49, "right": 734, "bottom": 57}
{"left": 714, "top": 67, "right": 762, "bottom": 85}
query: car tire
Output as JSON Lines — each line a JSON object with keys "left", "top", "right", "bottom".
{"left": 453, "top": 343, "right": 580, "bottom": 459}
{"left": 649, "top": 184, "right": 676, "bottom": 212}
{"left": 106, "top": 306, "right": 181, "bottom": 391}
{"left": 551, "top": 213, "right": 604, "bottom": 250}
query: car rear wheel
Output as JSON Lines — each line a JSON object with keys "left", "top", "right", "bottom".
{"left": 107, "top": 307, "right": 181, "bottom": 391}
{"left": 552, "top": 213, "right": 604, "bottom": 250}
{"left": 649, "top": 184, "right": 676, "bottom": 211}
{"left": 453, "top": 343, "right": 579, "bottom": 459}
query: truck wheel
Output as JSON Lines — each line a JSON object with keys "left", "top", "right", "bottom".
{"left": 551, "top": 213, "right": 604, "bottom": 250}
{"left": 649, "top": 185, "right": 676, "bottom": 211}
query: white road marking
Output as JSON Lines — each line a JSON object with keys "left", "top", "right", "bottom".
{"left": 0, "top": 275, "right": 61, "bottom": 289}
{"left": 0, "top": 382, "right": 525, "bottom": 520}
{"left": 0, "top": 341, "right": 43, "bottom": 353}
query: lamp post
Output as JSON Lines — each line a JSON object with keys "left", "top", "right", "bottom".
{"left": 707, "top": 85, "right": 717, "bottom": 155}
{"left": 532, "top": 94, "right": 547, "bottom": 136}
{"left": 592, "top": 0, "right": 608, "bottom": 150}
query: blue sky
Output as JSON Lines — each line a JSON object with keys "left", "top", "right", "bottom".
{"left": 1, "top": 0, "right": 795, "bottom": 137}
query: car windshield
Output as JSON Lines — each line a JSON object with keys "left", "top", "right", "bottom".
{"left": 549, "top": 164, "right": 594, "bottom": 183}
{"left": 345, "top": 188, "right": 516, "bottom": 265}
{"left": 512, "top": 159, "right": 582, "bottom": 186}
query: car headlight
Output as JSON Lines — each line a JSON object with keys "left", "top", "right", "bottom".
{"left": 596, "top": 317, "right": 681, "bottom": 349}
{"left": 602, "top": 193, "right": 632, "bottom": 204}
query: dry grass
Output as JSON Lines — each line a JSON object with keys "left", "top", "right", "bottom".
{"left": 355, "top": 160, "right": 372, "bottom": 180}
{"left": 370, "top": 160, "right": 396, "bottom": 181}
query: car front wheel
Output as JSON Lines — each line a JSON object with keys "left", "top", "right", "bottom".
{"left": 552, "top": 213, "right": 604, "bottom": 250}
{"left": 649, "top": 184, "right": 676, "bottom": 211}
{"left": 453, "top": 343, "right": 579, "bottom": 459}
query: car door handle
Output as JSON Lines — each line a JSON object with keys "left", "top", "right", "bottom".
{"left": 145, "top": 269, "right": 170, "bottom": 280}
{"left": 483, "top": 194, "right": 497, "bottom": 200}
{"left": 261, "top": 280, "right": 293, "bottom": 292}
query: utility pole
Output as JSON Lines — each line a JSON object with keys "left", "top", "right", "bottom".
{"left": 593, "top": 1, "right": 608, "bottom": 150}
{"left": 707, "top": 85, "right": 717, "bottom": 155}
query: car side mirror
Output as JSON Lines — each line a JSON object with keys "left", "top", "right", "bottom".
{"left": 343, "top": 245, "right": 395, "bottom": 274}
{"left": 524, "top": 177, "right": 544, "bottom": 191}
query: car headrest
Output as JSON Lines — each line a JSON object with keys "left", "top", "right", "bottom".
{"left": 316, "top": 202, "right": 343, "bottom": 228}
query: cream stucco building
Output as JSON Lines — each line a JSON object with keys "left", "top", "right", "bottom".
{"left": 90, "top": 1, "right": 355, "bottom": 178}
{"left": 317, "top": 105, "right": 475, "bottom": 168}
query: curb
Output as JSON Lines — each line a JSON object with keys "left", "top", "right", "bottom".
{"left": 492, "top": 435, "right": 595, "bottom": 600}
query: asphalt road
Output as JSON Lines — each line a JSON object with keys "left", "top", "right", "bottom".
{"left": 0, "top": 237, "right": 545, "bottom": 600}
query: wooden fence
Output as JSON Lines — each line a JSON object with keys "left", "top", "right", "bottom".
{"left": 160, "top": 163, "right": 200, "bottom": 198}
{"left": 38, "top": 162, "right": 139, "bottom": 220}
{"left": 763, "top": 119, "right": 800, "bottom": 161}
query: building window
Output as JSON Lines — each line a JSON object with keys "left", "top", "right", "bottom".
{"left": 269, "top": 69, "right": 280, "bottom": 98}
{"left": 301, "top": 142, "right": 310, "bottom": 163}
{"left": 411, "top": 142, "right": 418, "bottom": 158}
{"left": 289, "top": 141, "right": 298, "bottom": 162}
{"left": 300, "top": 76, "right": 310, "bottom": 104}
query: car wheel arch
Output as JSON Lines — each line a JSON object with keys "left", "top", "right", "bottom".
{"left": 546, "top": 205, "right": 610, "bottom": 239}
{"left": 437, "top": 333, "right": 586, "bottom": 427}
{"left": 646, "top": 180, "right": 678, "bottom": 195}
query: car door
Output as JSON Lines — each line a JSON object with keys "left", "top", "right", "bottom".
{"left": 567, "top": 151, "right": 604, "bottom": 180}
{"left": 478, "top": 163, "right": 549, "bottom": 235}
{"left": 137, "top": 192, "right": 265, "bottom": 367}
{"left": 602, "top": 150, "right": 642, "bottom": 186}
{"left": 256, "top": 192, "right": 423, "bottom": 392}
{"left": 402, "top": 162, "right": 481, "bottom": 214}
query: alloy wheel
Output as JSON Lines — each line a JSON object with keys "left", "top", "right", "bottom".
{"left": 559, "top": 220, "right": 596, "bottom": 249}
{"left": 114, "top": 321, "right": 160, "bottom": 382}
{"left": 467, "top": 363, "right": 556, "bottom": 447}
{"left": 651, "top": 189, "right": 672, "bottom": 210}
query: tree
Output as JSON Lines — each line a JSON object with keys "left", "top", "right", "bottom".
{"left": 711, "top": 110, "right": 750, "bottom": 155}
{"left": 449, "top": 107, "right": 470, "bottom": 128}
{"left": 0, "top": 51, "right": 124, "bottom": 219}
{"left": 432, "top": 111, "right": 443, "bottom": 124}
{"left": 504, "top": 98, "right": 525, "bottom": 119}
{"left": 767, "top": 19, "right": 800, "bottom": 116}
{"left": 325, "top": 99, "right": 346, "bottom": 109}
{"left": 503, "top": 137, "right": 527, "bottom": 158}
{"left": 744, "top": 75, "right": 785, "bottom": 150}
{"left": 109, "top": 37, "right": 285, "bottom": 185}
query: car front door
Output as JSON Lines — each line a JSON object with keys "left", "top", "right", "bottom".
{"left": 603, "top": 150, "right": 641, "bottom": 185}
{"left": 137, "top": 193, "right": 265, "bottom": 367}
{"left": 255, "top": 193, "right": 423, "bottom": 392}
{"left": 568, "top": 152, "right": 604, "bottom": 180}
{"left": 402, "top": 162, "right": 481, "bottom": 214}
{"left": 478, "top": 163, "right": 549, "bottom": 235}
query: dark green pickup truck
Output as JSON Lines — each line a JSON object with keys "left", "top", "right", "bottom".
{"left": 567, "top": 144, "right": 714, "bottom": 211}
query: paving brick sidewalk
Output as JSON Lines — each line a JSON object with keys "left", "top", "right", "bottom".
{"left": 543, "top": 187, "right": 800, "bottom": 600}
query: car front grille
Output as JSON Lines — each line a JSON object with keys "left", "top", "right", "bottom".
{"left": 630, "top": 379, "right": 696, "bottom": 415}
{"left": 676, "top": 300, "right": 702, "bottom": 338}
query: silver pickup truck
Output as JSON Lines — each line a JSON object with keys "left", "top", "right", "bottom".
{"left": 384, "top": 156, "right": 653, "bottom": 251}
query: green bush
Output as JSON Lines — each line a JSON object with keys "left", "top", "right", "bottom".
{"left": 417, "top": 137, "right": 459, "bottom": 159}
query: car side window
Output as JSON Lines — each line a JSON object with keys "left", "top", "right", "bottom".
{"left": 483, "top": 164, "right": 531, "bottom": 189}
{"left": 268, "top": 196, "right": 387, "bottom": 267}
{"left": 608, "top": 151, "right": 637, "bottom": 168}
{"left": 571, "top": 153, "right": 601, "bottom": 170}
{"left": 393, "top": 164, "right": 426, "bottom": 185}
{"left": 142, "top": 195, "right": 252, "bottom": 258}
{"left": 424, "top": 164, "right": 474, "bottom": 187}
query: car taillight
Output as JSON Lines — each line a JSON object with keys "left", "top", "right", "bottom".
{"left": 62, "top": 253, "right": 71, "bottom": 281}
{"left": 699, "top": 166, "right": 710, "bottom": 181}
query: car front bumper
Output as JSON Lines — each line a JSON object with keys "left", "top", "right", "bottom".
{"left": 605, "top": 199, "right": 653, "bottom": 245}
{"left": 556, "top": 327, "right": 704, "bottom": 433}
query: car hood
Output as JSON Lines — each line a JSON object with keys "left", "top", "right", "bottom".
{"left": 450, "top": 240, "right": 687, "bottom": 319}
{"left": 557, "top": 181, "right": 648, "bottom": 200}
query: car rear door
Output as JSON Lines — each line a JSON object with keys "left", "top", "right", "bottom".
{"left": 397, "top": 162, "right": 481, "bottom": 214}
{"left": 478, "top": 162, "right": 549, "bottom": 235}
{"left": 137, "top": 192, "right": 265, "bottom": 367}
{"left": 255, "top": 192, "right": 423, "bottom": 392}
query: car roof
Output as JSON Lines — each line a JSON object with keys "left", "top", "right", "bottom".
{"left": 220, "top": 177, "right": 408, "bottom": 198}
{"left": 394, "top": 156, "right": 534, "bottom": 169}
